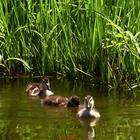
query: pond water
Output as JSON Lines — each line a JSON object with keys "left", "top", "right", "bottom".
{"left": 0, "top": 78, "right": 140, "bottom": 140}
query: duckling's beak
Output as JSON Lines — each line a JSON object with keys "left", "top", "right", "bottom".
{"left": 87, "top": 102, "right": 92, "bottom": 109}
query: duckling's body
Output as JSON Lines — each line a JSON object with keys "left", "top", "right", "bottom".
{"left": 41, "top": 95, "right": 80, "bottom": 107}
{"left": 77, "top": 95, "right": 100, "bottom": 118}
{"left": 41, "top": 96, "right": 68, "bottom": 106}
{"left": 78, "top": 108, "right": 100, "bottom": 118}
{"left": 26, "top": 77, "right": 54, "bottom": 97}
{"left": 26, "top": 83, "right": 40, "bottom": 96}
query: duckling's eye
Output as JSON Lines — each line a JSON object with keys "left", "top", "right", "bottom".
{"left": 89, "top": 97, "right": 92, "bottom": 102}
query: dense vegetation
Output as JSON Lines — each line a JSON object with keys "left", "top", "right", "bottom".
{"left": 0, "top": 0, "right": 140, "bottom": 88}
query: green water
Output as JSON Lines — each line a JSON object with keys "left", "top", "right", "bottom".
{"left": 0, "top": 78, "right": 140, "bottom": 140}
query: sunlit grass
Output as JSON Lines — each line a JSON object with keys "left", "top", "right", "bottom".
{"left": 0, "top": 0, "right": 139, "bottom": 88}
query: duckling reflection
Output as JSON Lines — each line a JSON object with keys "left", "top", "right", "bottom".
{"left": 79, "top": 118, "right": 99, "bottom": 140}
{"left": 26, "top": 77, "right": 54, "bottom": 97}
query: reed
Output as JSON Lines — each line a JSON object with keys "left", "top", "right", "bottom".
{"left": 0, "top": 0, "right": 139, "bottom": 88}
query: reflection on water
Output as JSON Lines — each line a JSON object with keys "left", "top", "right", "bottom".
{"left": 78, "top": 118, "right": 99, "bottom": 140}
{"left": 0, "top": 78, "right": 140, "bottom": 140}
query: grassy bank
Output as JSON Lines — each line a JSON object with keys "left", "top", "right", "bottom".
{"left": 0, "top": 0, "right": 140, "bottom": 88}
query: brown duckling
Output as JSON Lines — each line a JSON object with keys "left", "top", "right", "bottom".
{"left": 77, "top": 95, "right": 100, "bottom": 118}
{"left": 41, "top": 95, "right": 80, "bottom": 107}
{"left": 26, "top": 77, "right": 54, "bottom": 97}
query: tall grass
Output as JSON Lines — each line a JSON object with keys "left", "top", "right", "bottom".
{"left": 0, "top": 0, "right": 139, "bottom": 88}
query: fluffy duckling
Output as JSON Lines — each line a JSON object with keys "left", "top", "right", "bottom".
{"left": 77, "top": 95, "right": 100, "bottom": 118}
{"left": 41, "top": 95, "right": 80, "bottom": 107}
{"left": 26, "top": 77, "right": 54, "bottom": 97}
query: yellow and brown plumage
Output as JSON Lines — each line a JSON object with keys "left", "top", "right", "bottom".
{"left": 41, "top": 95, "right": 80, "bottom": 107}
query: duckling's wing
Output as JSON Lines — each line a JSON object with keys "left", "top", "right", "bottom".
{"left": 46, "top": 90, "right": 54, "bottom": 96}
{"left": 91, "top": 109, "right": 100, "bottom": 118}
{"left": 77, "top": 108, "right": 87, "bottom": 118}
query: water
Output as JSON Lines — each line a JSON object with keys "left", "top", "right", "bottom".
{"left": 0, "top": 78, "right": 140, "bottom": 140}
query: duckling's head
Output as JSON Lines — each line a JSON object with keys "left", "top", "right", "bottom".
{"left": 67, "top": 96, "right": 80, "bottom": 107}
{"left": 84, "top": 95, "right": 94, "bottom": 109}
{"left": 40, "top": 76, "right": 51, "bottom": 91}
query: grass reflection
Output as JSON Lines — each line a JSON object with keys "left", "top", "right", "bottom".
{"left": 97, "top": 116, "right": 140, "bottom": 140}
{"left": 16, "top": 124, "right": 42, "bottom": 140}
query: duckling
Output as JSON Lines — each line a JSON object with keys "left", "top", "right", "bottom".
{"left": 26, "top": 77, "right": 54, "bottom": 97}
{"left": 41, "top": 95, "right": 80, "bottom": 107}
{"left": 77, "top": 95, "right": 100, "bottom": 118}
